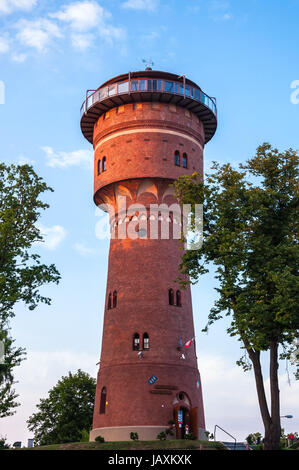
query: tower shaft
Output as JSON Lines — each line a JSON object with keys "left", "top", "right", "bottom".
{"left": 80, "top": 71, "right": 217, "bottom": 441}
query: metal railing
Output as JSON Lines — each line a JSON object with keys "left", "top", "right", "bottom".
{"left": 214, "top": 424, "right": 237, "bottom": 450}
{"left": 81, "top": 77, "right": 217, "bottom": 117}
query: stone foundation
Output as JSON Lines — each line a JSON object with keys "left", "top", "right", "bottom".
{"left": 90, "top": 426, "right": 208, "bottom": 442}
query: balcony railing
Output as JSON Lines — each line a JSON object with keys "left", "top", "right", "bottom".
{"left": 80, "top": 77, "right": 217, "bottom": 117}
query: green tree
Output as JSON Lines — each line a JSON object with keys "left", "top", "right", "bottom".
{"left": 174, "top": 144, "right": 299, "bottom": 450}
{"left": 27, "top": 370, "right": 96, "bottom": 445}
{"left": 246, "top": 432, "right": 262, "bottom": 445}
{"left": 0, "top": 163, "right": 60, "bottom": 417}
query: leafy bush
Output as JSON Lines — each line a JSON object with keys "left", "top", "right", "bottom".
{"left": 130, "top": 432, "right": 139, "bottom": 441}
{"left": 184, "top": 433, "right": 196, "bottom": 440}
{"left": 0, "top": 436, "right": 10, "bottom": 450}
{"left": 95, "top": 435, "right": 105, "bottom": 443}
{"left": 157, "top": 432, "right": 166, "bottom": 441}
{"left": 80, "top": 429, "right": 90, "bottom": 442}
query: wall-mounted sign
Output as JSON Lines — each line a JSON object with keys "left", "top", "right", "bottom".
{"left": 196, "top": 380, "right": 200, "bottom": 388}
{"left": 148, "top": 375, "right": 158, "bottom": 385}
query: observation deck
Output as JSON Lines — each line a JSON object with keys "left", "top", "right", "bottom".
{"left": 80, "top": 70, "right": 217, "bottom": 144}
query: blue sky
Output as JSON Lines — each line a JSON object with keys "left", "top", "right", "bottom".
{"left": 0, "top": 0, "right": 298, "bottom": 445}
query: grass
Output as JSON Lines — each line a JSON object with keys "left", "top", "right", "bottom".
{"left": 27, "top": 440, "right": 226, "bottom": 451}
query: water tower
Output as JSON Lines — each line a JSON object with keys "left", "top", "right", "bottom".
{"left": 80, "top": 69, "right": 217, "bottom": 441}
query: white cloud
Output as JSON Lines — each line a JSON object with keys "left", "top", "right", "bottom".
{"left": 122, "top": 0, "right": 159, "bottom": 11}
{"left": 0, "top": 350, "right": 97, "bottom": 446}
{"left": 199, "top": 353, "right": 299, "bottom": 439}
{"left": 210, "top": 0, "right": 230, "bottom": 10}
{"left": 50, "top": 1, "right": 105, "bottom": 31}
{"left": 37, "top": 225, "right": 67, "bottom": 250}
{"left": 0, "top": 0, "right": 37, "bottom": 15}
{"left": 209, "top": 0, "right": 232, "bottom": 21}
{"left": 42, "top": 146, "right": 93, "bottom": 169}
{"left": 0, "top": 36, "right": 9, "bottom": 53}
{"left": 17, "top": 155, "right": 35, "bottom": 165}
{"left": 11, "top": 52, "right": 27, "bottom": 62}
{"left": 51, "top": 1, "right": 125, "bottom": 46}
{"left": 16, "top": 19, "right": 62, "bottom": 52}
{"left": 3, "top": 2, "right": 125, "bottom": 57}
{"left": 71, "top": 33, "right": 94, "bottom": 51}
{"left": 74, "top": 242, "right": 96, "bottom": 256}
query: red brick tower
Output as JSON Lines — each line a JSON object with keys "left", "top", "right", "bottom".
{"left": 80, "top": 70, "right": 217, "bottom": 441}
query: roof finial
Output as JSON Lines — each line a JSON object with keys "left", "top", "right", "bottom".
{"left": 142, "top": 58, "right": 154, "bottom": 71}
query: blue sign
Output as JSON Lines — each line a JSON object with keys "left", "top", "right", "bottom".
{"left": 196, "top": 380, "right": 200, "bottom": 388}
{"left": 148, "top": 375, "right": 158, "bottom": 385}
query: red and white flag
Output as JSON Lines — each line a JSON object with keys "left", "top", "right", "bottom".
{"left": 184, "top": 338, "right": 194, "bottom": 348}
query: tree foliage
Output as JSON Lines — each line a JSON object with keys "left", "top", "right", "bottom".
{"left": 0, "top": 436, "right": 10, "bottom": 449}
{"left": 27, "top": 370, "right": 96, "bottom": 446}
{"left": 0, "top": 327, "right": 24, "bottom": 418}
{"left": 0, "top": 163, "right": 61, "bottom": 417}
{"left": 174, "top": 143, "right": 299, "bottom": 450}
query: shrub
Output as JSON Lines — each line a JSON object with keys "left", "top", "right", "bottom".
{"left": 157, "top": 432, "right": 166, "bottom": 441}
{"left": 95, "top": 435, "right": 105, "bottom": 443}
{"left": 184, "top": 433, "right": 196, "bottom": 440}
{"left": 0, "top": 437, "right": 10, "bottom": 450}
{"left": 80, "top": 429, "right": 90, "bottom": 442}
{"left": 130, "top": 432, "right": 139, "bottom": 441}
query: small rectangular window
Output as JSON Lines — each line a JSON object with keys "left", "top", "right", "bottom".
{"left": 99, "top": 88, "right": 107, "bottom": 100}
{"left": 108, "top": 85, "right": 116, "bottom": 96}
{"left": 131, "top": 80, "right": 138, "bottom": 91}
{"left": 165, "top": 81, "right": 174, "bottom": 92}
{"left": 194, "top": 88, "right": 201, "bottom": 101}
{"left": 118, "top": 81, "right": 129, "bottom": 93}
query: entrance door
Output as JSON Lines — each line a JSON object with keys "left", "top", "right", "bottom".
{"left": 175, "top": 407, "right": 190, "bottom": 439}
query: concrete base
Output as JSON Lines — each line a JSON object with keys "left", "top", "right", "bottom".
{"left": 90, "top": 426, "right": 208, "bottom": 442}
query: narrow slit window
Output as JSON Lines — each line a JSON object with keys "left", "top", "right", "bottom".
{"left": 143, "top": 333, "right": 150, "bottom": 350}
{"left": 182, "top": 153, "right": 187, "bottom": 169}
{"left": 169, "top": 288, "right": 174, "bottom": 305}
{"left": 107, "top": 292, "right": 112, "bottom": 310}
{"left": 97, "top": 159, "right": 101, "bottom": 175}
{"left": 113, "top": 290, "right": 117, "bottom": 308}
{"left": 174, "top": 151, "right": 180, "bottom": 166}
{"left": 176, "top": 290, "right": 182, "bottom": 307}
{"left": 102, "top": 156, "right": 106, "bottom": 172}
{"left": 99, "top": 387, "right": 107, "bottom": 414}
{"left": 133, "top": 333, "right": 140, "bottom": 351}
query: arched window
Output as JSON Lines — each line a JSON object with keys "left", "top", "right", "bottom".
{"left": 143, "top": 333, "right": 150, "bottom": 350}
{"left": 169, "top": 288, "right": 174, "bottom": 305}
{"left": 182, "top": 153, "right": 187, "bottom": 169}
{"left": 99, "top": 387, "right": 107, "bottom": 414}
{"left": 102, "top": 156, "right": 106, "bottom": 172}
{"left": 107, "top": 292, "right": 112, "bottom": 310}
{"left": 133, "top": 333, "right": 140, "bottom": 350}
{"left": 113, "top": 290, "right": 117, "bottom": 308}
{"left": 174, "top": 151, "right": 180, "bottom": 166}
{"left": 176, "top": 290, "right": 182, "bottom": 307}
{"left": 97, "top": 159, "right": 101, "bottom": 175}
